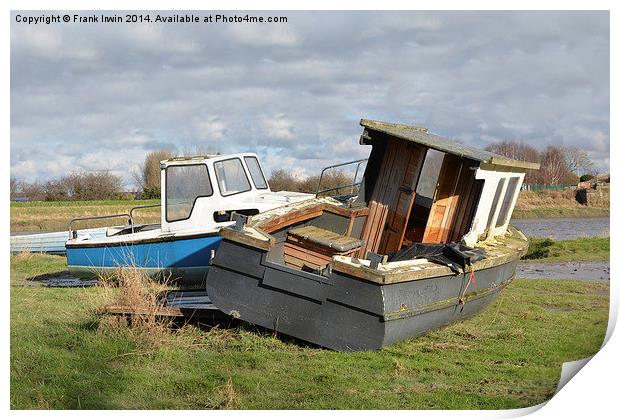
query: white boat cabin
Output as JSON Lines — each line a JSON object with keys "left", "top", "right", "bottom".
{"left": 161, "top": 153, "right": 311, "bottom": 233}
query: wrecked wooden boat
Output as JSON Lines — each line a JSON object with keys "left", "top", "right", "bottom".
{"left": 65, "top": 153, "right": 312, "bottom": 285}
{"left": 206, "top": 119, "right": 540, "bottom": 350}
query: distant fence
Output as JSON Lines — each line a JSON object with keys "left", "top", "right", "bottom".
{"left": 521, "top": 184, "right": 574, "bottom": 192}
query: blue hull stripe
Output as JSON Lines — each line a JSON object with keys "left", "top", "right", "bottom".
{"left": 66, "top": 236, "right": 222, "bottom": 269}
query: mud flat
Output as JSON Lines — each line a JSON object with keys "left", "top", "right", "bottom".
{"left": 517, "top": 261, "right": 610, "bottom": 281}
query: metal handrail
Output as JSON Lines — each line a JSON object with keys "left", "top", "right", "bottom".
{"left": 316, "top": 182, "right": 363, "bottom": 196}
{"left": 316, "top": 158, "right": 368, "bottom": 196}
{"left": 129, "top": 204, "right": 161, "bottom": 226}
{"left": 68, "top": 204, "right": 162, "bottom": 238}
{"left": 68, "top": 213, "right": 133, "bottom": 238}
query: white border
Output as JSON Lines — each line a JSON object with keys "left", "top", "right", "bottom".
{"left": 3, "top": 1, "right": 616, "bottom": 419}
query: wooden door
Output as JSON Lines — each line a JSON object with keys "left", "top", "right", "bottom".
{"left": 378, "top": 146, "right": 426, "bottom": 253}
{"left": 422, "top": 155, "right": 464, "bottom": 243}
{"left": 359, "top": 139, "right": 424, "bottom": 257}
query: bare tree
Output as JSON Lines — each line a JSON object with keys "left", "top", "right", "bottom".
{"left": 562, "top": 146, "right": 593, "bottom": 177}
{"left": 298, "top": 171, "right": 354, "bottom": 195}
{"left": 20, "top": 181, "right": 46, "bottom": 201}
{"left": 73, "top": 171, "right": 124, "bottom": 200}
{"left": 268, "top": 169, "right": 354, "bottom": 195}
{"left": 44, "top": 179, "right": 71, "bottom": 201}
{"left": 268, "top": 169, "right": 298, "bottom": 192}
{"left": 484, "top": 140, "right": 542, "bottom": 183}
{"left": 539, "top": 146, "right": 574, "bottom": 185}
{"left": 133, "top": 150, "right": 174, "bottom": 197}
{"left": 42, "top": 171, "right": 123, "bottom": 201}
{"left": 10, "top": 177, "right": 19, "bottom": 200}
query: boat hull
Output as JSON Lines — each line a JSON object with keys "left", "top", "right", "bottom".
{"left": 207, "top": 240, "right": 517, "bottom": 351}
{"left": 67, "top": 234, "right": 221, "bottom": 286}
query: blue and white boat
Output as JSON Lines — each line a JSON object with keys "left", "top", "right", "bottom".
{"left": 65, "top": 153, "right": 313, "bottom": 285}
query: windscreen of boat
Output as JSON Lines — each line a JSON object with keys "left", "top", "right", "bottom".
{"left": 214, "top": 158, "right": 252, "bottom": 196}
{"left": 244, "top": 156, "right": 268, "bottom": 189}
{"left": 166, "top": 164, "right": 213, "bottom": 222}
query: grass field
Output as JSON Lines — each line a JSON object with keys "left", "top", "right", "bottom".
{"left": 10, "top": 253, "right": 609, "bottom": 409}
{"left": 524, "top": 237, "right": 610, "bottom": 262}
{"left": 10, "top": 199, "right": 160, "bottom": 232}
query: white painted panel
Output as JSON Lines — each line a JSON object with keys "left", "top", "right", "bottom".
{"left": 462, "top": 165, "right": 525, "bottom": 246}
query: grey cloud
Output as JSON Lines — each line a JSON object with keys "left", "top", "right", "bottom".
{"left": 11, "top": 10, "right": 609, "bottom": 186}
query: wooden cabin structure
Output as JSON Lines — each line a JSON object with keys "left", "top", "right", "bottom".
{"left": 354, "top": 119, "right": 539, "bottom": 255}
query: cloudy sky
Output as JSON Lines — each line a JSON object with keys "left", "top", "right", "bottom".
{"left": 10, "top": 11, "right": 609, "bottom": 188}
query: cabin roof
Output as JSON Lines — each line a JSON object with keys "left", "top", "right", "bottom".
{"left": 360, "top": 119, "right": 540, "bottom": 171}
{"left": 160, "top": 152, "right": 259, "bottom": 167}
{"left": 162, "top": 154, "right": 221, "bottom": 163}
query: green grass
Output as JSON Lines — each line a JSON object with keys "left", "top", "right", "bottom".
{"left": 524, "top": 237, "right": 610, "bottom": 262}
{"left": 10, "top": 253, "right": 69, "bottom": 286}
{"left": 10, "top": 199, "right": 160, "bottom": 232}
{"left": 10, "top": 254, "right": 609, "bottom": 409}
{"left": 512, "top": 207, "right": 610, "bottom": 219}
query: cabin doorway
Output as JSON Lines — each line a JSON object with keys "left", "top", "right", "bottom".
{"left": 420, "top": 155, "right": 483, "bottom": 244}
{"left": 401, "top": 149, "right": 445, "bottom": 246}
{"left": 360, "top": 139, "right": 484, "bottom": 257}
{"left": 392, "top": 150, "right": 484, "bottom": 249}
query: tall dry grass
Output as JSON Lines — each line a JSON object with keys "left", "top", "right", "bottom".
{"left": 95, "top": 267, "right": 176, "bottom": 346}
{"left": 12, "top": 251, "right": 36, "bottom": 264}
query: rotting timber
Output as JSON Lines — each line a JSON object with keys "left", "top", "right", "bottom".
{"left": 206, "top": 119, "right": 540, "bottom": 351}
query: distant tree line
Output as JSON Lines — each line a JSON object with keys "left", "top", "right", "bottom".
{"left": 10, "top": 171, "right": 125, "bottom": 201}
{"left": 10, "top": 142, "right": 603, "bottom": 202}
{"left": 268, "top": 169, "right": 354, "bottom": 194}
{"left": 268, "top": 142, "right": 600, "bottom": 194}
{"left": 484, "top": 141, "right": 597, "bottom": 185}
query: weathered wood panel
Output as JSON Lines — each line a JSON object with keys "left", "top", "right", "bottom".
{"left": 422, "top": 154, "right": 463, "bottom": 243}
{"left": 378, "top": 145, "right": 425, "bottom": 253}
{"left": 361, "top": 139, "right": 426, "bottom": 256}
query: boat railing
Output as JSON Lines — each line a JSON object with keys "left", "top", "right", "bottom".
{"left": 316, "top": 158, "right": 368, "bottom": 198}
{"left": 68, "top": 214, "right": 133, "bottom": 238}
{"left": 68, "top": 204, "right": 161, "bottom": 238}
{"left": 129, "top": 204, "right": 161, "bottom": 227}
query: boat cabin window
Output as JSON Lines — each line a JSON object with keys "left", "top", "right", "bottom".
{"left": 244, "top": 156, "right": 268, "bottom": 190}
{"left": 486, "top": 178, "right": 506, "bottom": 230}
{"left": 415, "top": 149, "right": 445, "bottom": 199}
{"left": 496, "top": 176, "right": 519, "bottom": 226}
{"left": 214, "top": 158, "right": 252, "bottom": 196}
{"left": 166, "top": 164, "right": 213, "bottom": 222}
